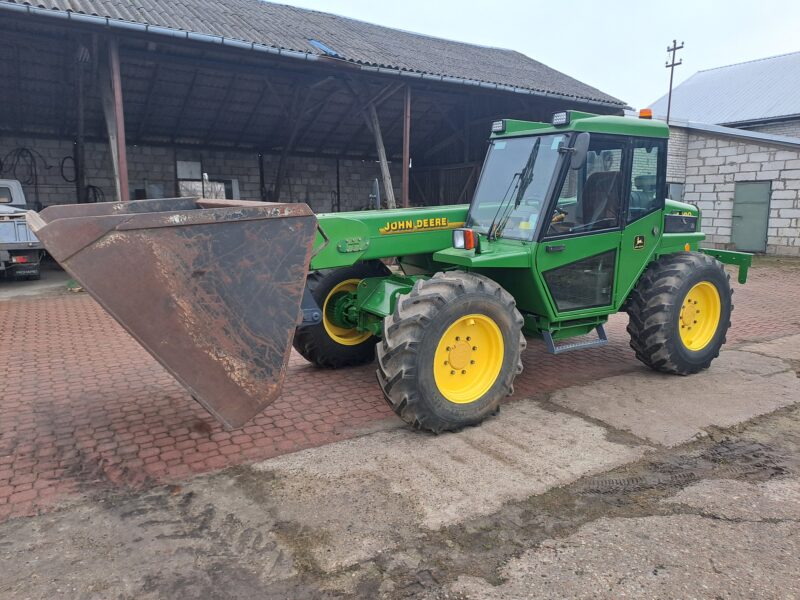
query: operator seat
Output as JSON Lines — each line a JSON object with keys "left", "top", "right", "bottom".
{"left": 582, "top": 171, "right": 620, "bottom": 226}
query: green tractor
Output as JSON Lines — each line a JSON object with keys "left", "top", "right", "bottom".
{"left": 30, "top": 111, "right": 751, "bottom": 432}
{"left": 294, "top": 110, "right": 751, "bottom": 432}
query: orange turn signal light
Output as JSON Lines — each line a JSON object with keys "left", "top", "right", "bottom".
{"left": 639, "top": 108, "right": 653, "bottom": 120}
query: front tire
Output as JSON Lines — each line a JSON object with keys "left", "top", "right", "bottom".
{"left": 626, "top": 252, "right": 732, "bottom": 375}
{"left": 377, "top": 271, "right": 525, "bottom": 433}
{"left": 292, "top": 261, "right": 390, "bottom": 368}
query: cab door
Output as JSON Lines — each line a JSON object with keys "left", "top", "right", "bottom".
{"left": 615, "top": 137, "right": 667, "bottom": 305}
{"left": 534, "top": 134, "right": 629, "bottom": 318}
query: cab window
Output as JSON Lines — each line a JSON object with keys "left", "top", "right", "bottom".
{"left": 628, "top": 139, "right": 664, "bottom": 222}
{"left": 0, "top": 186, "right": 12, "bottom": 204}
{"left": 545, "top": 136, "right": 626, "bottom": 237}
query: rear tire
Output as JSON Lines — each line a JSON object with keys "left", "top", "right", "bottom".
{"left": 377, "top": 271, "right": 525, "bottom": 433}
{"left": 293, "top": 261, "right": 390, "bottom": 368}
{"left": 626, "top": 252, "right": 732, "bottom": 375}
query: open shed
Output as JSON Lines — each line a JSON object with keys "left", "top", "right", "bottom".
{"left": 0, "top": 0, "right": 624, "bottom": 212}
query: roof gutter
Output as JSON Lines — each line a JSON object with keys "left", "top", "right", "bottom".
{"left": 721, "top": 113, "right": 800, "bottom": 128}
{"left": 668, "top": 117, "right": 800, "bottom": 150}
{"left": 0, "top": 1, "right": 623, "bottom": 109}
{"left": 0, "top": 1, "right": 318, "bottom": 62}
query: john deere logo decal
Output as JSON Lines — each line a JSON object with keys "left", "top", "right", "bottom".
{"left": 379, "top": 217, "right": 463, "bottom": 235}
{"left": 634, "top": 235, "right": 646, "bottom": 250}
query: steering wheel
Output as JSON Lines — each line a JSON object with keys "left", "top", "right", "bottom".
{"left": 551, "top": 207, "right": 568, "bottom": 222}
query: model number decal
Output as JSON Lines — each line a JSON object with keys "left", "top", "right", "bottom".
{"left": 379, "top": 217, "right": 463, "bottom": 234}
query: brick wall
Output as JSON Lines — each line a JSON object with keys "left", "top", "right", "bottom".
{"left": 666, "top": 126, "right": 688, "bottom": 183}
{"left": 0, "top": 135, "right": 401, "bottom": 213}
{"left": 682, "top": 133, "right": 800, "bottom": 255}
{"left": 739, "top": 119, "right": 800, "bottom": 139}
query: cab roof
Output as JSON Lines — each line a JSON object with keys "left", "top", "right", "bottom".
{"left": 491, "top": 111, "right": 670, "bottom": 140}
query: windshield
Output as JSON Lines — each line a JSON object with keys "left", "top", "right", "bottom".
{"left": 467, "top": 134, "right": 567, "bottom": 241}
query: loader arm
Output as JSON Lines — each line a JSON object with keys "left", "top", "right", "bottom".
{"left": 310, "top": 205, "right": 469, "bottom": 270}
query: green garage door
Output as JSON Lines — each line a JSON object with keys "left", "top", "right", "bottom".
{"left": 732, "top": 181, "right": 771, "bottom": 252}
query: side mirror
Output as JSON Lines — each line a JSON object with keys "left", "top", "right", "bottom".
{"left": 570, "top": 132, "right": 590, "bottom": 170}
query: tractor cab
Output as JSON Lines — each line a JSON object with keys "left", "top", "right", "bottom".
{"left": 437, "top": 111, "right": 685, "bottom": 338}
{"left": 465, "top": 111, "right": 669, "bottom": 245}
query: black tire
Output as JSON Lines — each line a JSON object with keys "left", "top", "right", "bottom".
{"left": 376, "top": 271, "right": 525, "bottom": 433}
{"left": 292, "top": 260, "right": 390, "bottom": 368}
{"left": 626, "top": 252, "right": 732, "bottom": 375}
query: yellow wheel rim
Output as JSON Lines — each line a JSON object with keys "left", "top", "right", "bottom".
{"left": 678, "top": 281, "right": 721, "bottom": 351}
{"left": 433, "top": 314, "right": 504, "bottom": 404}
{"left": 322, "top": 279, "right": 371, "bottom": 346}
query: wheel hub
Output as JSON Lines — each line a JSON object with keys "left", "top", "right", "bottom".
{"left": 679, "top": 281, "right": 721, "bottom": 351}
{"left": 323, "top": 279, "right": 371, "bottom": 346}
{"left": 433, "top": 314, "right": 504, "bottom": 404}
{"left": 447, "top": 339, "right": 473, "bottom": 371}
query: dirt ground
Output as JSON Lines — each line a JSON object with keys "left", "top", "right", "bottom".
{"left": 2, "top": 325, "right": 799, "bottom": 599}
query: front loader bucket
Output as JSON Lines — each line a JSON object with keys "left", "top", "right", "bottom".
{"left": 27, "top": 197, "right": 317, "bottom": 429}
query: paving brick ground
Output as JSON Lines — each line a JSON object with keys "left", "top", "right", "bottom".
{"left": 1, "top": 259, "right": 799, "bottom": 522}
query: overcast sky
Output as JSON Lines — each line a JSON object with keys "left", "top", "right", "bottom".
{"left": 279, "top": 0, "right": 800, "bottom": 108}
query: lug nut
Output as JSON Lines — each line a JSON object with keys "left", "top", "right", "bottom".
{"left": 450, "top": 370, "right": 455, "bottom": 375}
{"left": 461, "top": 370, "right": 467, "bottom": 374}
{"left": 472, "top": 346, "right": 477, "bottom": 351}
{"left": 470, "top": 360, "right": 476, "bottom": 365}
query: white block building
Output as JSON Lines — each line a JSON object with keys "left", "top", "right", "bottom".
{"left": 651, "top": 51, "right": 800, "bottom": 255}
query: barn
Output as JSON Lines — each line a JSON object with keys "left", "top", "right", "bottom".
{"left": 0, "top": 0, "right": 623, "bottom": 213}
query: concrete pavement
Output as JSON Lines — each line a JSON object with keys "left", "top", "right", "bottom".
{"left": 1, "top": 330, "right": 799, "bottom": 599}
{"left": 2, "top": 258, "right": 800, "bottom": 523}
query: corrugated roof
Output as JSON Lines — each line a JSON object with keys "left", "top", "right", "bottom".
{"left": 650, "top": 51, "right": 800, "bottom": 125}
{"left": 0, "top": 0, "right": 623, "bottom": 106}
{"left": 669, "top": 119, "right": 800, "bottom": 149}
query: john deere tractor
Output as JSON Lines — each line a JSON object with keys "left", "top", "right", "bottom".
{"left": 30, "top": 110, "right": 751, "bottom": 432}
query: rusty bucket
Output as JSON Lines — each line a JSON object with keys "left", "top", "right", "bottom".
{"left": 28, "top": 197, "right": 317, "bottom": 429}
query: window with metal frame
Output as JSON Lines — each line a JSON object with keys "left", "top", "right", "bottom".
{"left": 628, "top": 139, "right": 666, "bottom": 223}
{"left": 542, "top": 249, "right": 617, "bottom": 312}
{"left": 545, "top": 135, "right": 628, "bottom": 238}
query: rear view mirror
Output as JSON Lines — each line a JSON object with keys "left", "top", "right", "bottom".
{"left": 570, "top": 132, "right": 590, "bottom": 170}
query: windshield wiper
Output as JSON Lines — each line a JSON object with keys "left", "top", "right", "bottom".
{"left": 486, "top": 173, "right": 520, "bottom": 240}
{"left": 490, "top": 137, "right": 541, "bottom": 239}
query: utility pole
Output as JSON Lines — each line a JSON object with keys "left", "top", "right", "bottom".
{"left": 665, "top": 40, "right": 684, "bottom": 124}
